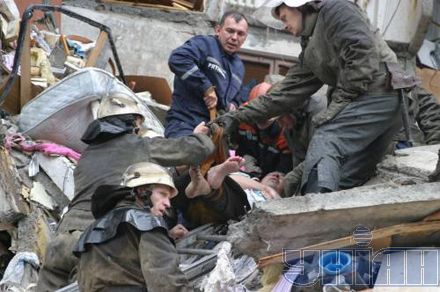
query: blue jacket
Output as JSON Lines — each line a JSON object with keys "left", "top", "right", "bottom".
{"left": 165, "top": 35, "right": 245, "bottom": 138}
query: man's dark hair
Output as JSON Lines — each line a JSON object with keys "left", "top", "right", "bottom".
{"left": 219, "top": 11, "right": 248, "bottom": 26}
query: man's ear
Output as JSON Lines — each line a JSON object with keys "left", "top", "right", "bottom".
{"left": 214, "top": 25, "right": 221, "bottom": 36}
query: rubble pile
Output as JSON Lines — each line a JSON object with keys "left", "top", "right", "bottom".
{"left": 0, "top": 1, "right": 439, "bottom": 291}
{"left": 0, "top": 117, "right": 73, "bottom": 290}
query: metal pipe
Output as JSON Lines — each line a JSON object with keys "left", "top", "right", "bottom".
{"left": 196, "top": 234, "right": 228, "bottom": 242}
{"left": 177, "top": 248, "right": 216, "bottom": 256}
{"left": 399, "top": 88, "right": 413, "bottom": 146}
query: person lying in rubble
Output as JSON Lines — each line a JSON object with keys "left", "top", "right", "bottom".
{"left": 36, "top": 93, "right": 215, "bottom": 292}
{"left": 214, "top": 0, "right": 414, "bottom": 196}
{"left": 164, "top": 11, "right": 249, "bottom": 138}
{"left": 171, "top": 156, "right": 283, "bottom": 228}
{"left": 73, "top": 162, "right": 192, "bottom": 291}
{"left": 236, "top": 81, "right": 327, "bottom": 181}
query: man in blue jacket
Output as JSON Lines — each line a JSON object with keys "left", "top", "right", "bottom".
{"left": 165, "top": 11, "right": 249, "bottom": 138}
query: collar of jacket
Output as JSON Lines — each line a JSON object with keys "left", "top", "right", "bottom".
{"left": 214, "top": 35, "right": 236, "bottom": 59}
{"left": 300, "top": 11, "right": 319, "bottom": 38}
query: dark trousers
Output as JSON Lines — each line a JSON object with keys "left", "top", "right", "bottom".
{"left": 302, "top": 93, "right": 401, "bottom": 193}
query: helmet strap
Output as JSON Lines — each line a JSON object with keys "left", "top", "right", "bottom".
{"left": 133, "top": 186, "right": 153, "bottom": 209}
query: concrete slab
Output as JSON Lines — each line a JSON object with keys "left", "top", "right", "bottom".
{"left": 31, "top": 153, "right": 75, "bottom": 201}
{"left": 376, "top": 145, "right": 440, "bottom": 184}
{"left": 10, "top": 207, "right": 53, "bottom": 260}
{"left": 228, "top": 182, "right": 440, "bottom": 259}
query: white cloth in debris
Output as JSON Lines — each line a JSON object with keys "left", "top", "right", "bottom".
{"left": 244, "top": 189, "right": 267, "bottom": 207}
{"left": 0, "top": 252, "right": 40, "bottom": 290}
{"left": 199, "top": 242, "right": 236, "bottom": 292}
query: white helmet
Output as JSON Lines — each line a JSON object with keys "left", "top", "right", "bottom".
{"left": 263, "top": 0, "right": 317, "bottom": 19}
{"left": 121, "top": 162, "right": 178, "bottom": 198}
{"left": 97, "top": 92, "right": 145, "bottom": 121}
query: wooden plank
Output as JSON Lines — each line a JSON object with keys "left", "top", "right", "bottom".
{"left": 125, "top": 75, "right": 172, "bottom": 106}
{"left": 100, "top": 0, "right": 190, "bottom": 11}
{"left": 173, "top": 0, "right": 195, "bottom": 9}
{"left": 85, "top": 31, "right": 108, "bottom": 68}
{"left": 193, "top": 0, "right": 203, "bottom": 11}
{"left": 258, "top": 221, "right": 440, "bottom": 268}
{"left": 60, "top": 35, "right": 71, "bottom": 56}
{"left": 20, "top": 24, "right": 32, "bottom": 109}
{"left": 371, "top": 236, "right": 392, "bottom": 253}
{"left": 423, "top": 209, "right": 440, "bottom": 222}
{"left": 172, "top": 2, "right": 190, "bottom": 10}
{"left": 0, "top": 76, "right": 20, "bottom": 114}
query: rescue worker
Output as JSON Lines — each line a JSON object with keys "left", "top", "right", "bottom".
{"left": 165, "top": 11, "right": 249, "bottom": 138}
{"left": 74, "top": 162, "right": 190, "bottom": 291}
{"left": 393, "top": 57, "right": 440, "bottom": 148}
{"left": 236, "top": 81, "right": 326, "bottom": 179}
{"left": 236, "top": 82, "right": 294, "bottom": 177}
{"left": 36, "top": 93, "right": 214, "bottom": 291}
{"left": 394, "top": 86, "right": 440, "bottom": 148}
{"left": 214, "top": 0, "right": 409, "bottom": 195}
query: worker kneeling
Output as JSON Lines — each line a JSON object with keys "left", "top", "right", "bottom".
{"left": 73, "top": 162, "right": 191, "bottom": 291}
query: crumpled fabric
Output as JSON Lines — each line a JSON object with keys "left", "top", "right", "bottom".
{"left": 80, "top": 115, "right": 136, "bottom": 144}
{"left": 199, "top": 242, "right": 236, "bottom": 292}
{"left": 283, "top": 162, "right": 305, "bottom": 197}
{"left": 0, "top": 252, "right": 40, "bottom": 291}
{"left": 4, "top": 133, "right": 81, "bottom": 161}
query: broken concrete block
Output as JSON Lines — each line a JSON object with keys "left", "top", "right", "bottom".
{"left": 10, "top": 207, "right": 54, "bottom": 261}
{"left": 0, "top": 147, "right": 30, "bottom": 224}
{"left": 228, "top": 182, "right": 440, "bottom": 259}
{"left": 30, "top": 182, "right": 57, "bottom": 211}
{"left": 30, "top": 153, "right": 75, "bottom": 201}
{"left": 377, "top": 145, "right": 440, "bottom": 183}
{"left": 32, "top": 171, "right": 71, "bottom": 213}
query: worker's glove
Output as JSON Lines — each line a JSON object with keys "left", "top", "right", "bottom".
{"left": 210, "top": 112, "right": 240, "bottom": 136}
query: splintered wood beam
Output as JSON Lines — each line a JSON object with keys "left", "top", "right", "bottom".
{"left": 0, "top": 147, "right": 29, "bottom": 224}
{"left": 20, "top": 25, "right": 32, "bottom": 110}
{"left": 85, "top": 31, "right": 109, "bottom": 68}
{"left": 173, "top": 0, "right": 195, "bottom": 9}
{"left": 258, "top": 220, "right": 440, "bottom": 268}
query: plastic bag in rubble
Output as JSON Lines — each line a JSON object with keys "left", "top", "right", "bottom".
{"left": 199, "top": 242, "right": 248, "bottom": 292}
{"left": 0, "top": 252, "right": 40, "bottom": 292}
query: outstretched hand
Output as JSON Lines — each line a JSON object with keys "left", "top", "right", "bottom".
{"left": 168, "top": 224, "right": 188, "bottom": 240}
{"left": 193, "top": 121, "right": 210, "bottom": 135}
{"left": 209, "top": 112, "right": 239, "bottom": 136}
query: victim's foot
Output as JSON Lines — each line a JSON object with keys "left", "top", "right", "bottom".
{"left": 185, "top": 166, "right": 211, "bottom": 198}
{"left": 207, "top": 156, "right": 245, "bottom": 190}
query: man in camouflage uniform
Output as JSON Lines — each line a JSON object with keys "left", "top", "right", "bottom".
{"left": 215, "top": 0, "right": 406, "bottom": 195}
{"left": 36, "top": 93, "right": 214, "bottom": 291}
